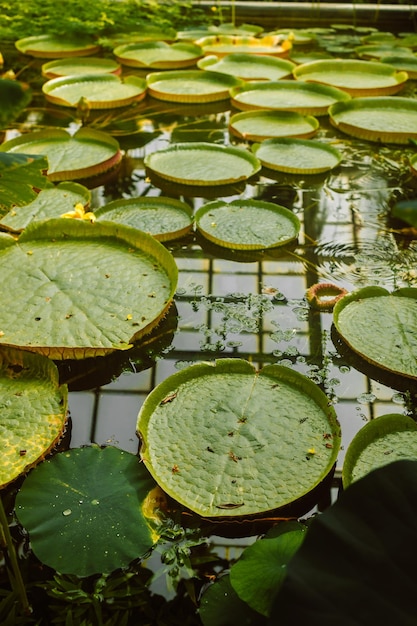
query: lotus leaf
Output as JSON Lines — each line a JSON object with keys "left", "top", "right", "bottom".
{"left": 0, "top": 219, "right": 177, "bottom": 359}
{"left": 333, "top": 286, "right": 417, "bottom": 379}
{"left": 137, "top": 359, "right": 340, "bottom": 518}
{"left": 0, "top": 347, "right": 67, "bottom": 488}
{"left": 15, "top": 445, "right": 159, "bottom": 576}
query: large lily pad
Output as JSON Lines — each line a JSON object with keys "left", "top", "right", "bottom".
{"left": 333, "top": 286, "right": 417, "bottom": 380}
{"left": 0, "top": 347, "right": 68, "bottom": 489}
{"left": 195, "top": 199, "right": 300, "bottom": 249}
{"left": 144, "top": 142, "right": 261, "bottom": 186}
{"left": 42, "top": 74, "right": 147, "bottom": 109}
{"left": 0, "top": 128, "right": 122, "bottom": 182}
{"left": 253, "top": 138, "right": 342, "bottom": 175}
{"left": 42, "top": 57, "right": 121, "bottom": 79}
{"left": 229, "top": 110, "right": 319, "bottom": 142}
{"left": 342, "top": 413, "right": 417, "bottom": 487}
{"left": 0, "top": 219, "right": 178, "bottom": 359}
{"left": 15, "top": 445, "right": 159, "bottom": 576}
{"left": 15, "top": 35, "right": 100, "bottom": 58}
{"left": 197, "top": 53, "right": 295, "bottom": 81}
{"left": 113, "top": 41, "right": 204, "bottom": 69}
{"left": 0, "top": 182, "right": 90, "bottom": 232}
{"left": 137, "top": 359, "right": 340, "bottom": 518}
{"left": 146, "top": 70, "right": 243, "bottom": 103}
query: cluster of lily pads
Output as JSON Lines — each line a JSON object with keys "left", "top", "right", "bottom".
{"left": 1, "top": 17, "right": 417, "bottom": 623}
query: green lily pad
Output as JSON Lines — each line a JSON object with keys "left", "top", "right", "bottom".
{"left": 95, "top": 196, "right": 193, "bottom": 242}
{"left": 15, "top": 446, "right": 158, "bottom": 576}
{"left": 328, "top": 96, "right": 417, "bottom": 144}
{"left": 355, "top": 44, "right": 413, "bottom": 60}
{"left": 229, "top": 110, "right": 319, "bottom": 142}
{"left": 42, "top": 74, "right": 147, "bottom": 109}
{"left": 195, "top": 199, "right": 300, "bottom": 250}
{"left": 15, "top": 35, "right": 100, "bottom": 58}
{"left": 137, "top": 359, "right": 341, "bottom": 518}
{"left": 0, "top": 153, "right": 51, "bottom": 212}
{"left": 253, "top": 138, "right": 342, "bottom": 175}
{"left": 230, "top": 80, "right": 351, "bottom": 116}
{"left": 42, "top": 57, "right": 121, "bottom": 79}
{"left": 333, "top": 286, "right": 417, "bottom": 380}
{"left": 0, "top": 219, "right": 178, "bottom": 359}
{"left": 195, "top": 34, "right": 291, "bottom": 58}
{"left": 114, "top": 41, "right": 203, "bottom": 69}
{"left": 0, "top": 128, "right": 122, "bottom": 182}
{"left": 146, "top": 70, "right": 243, "bottom": 103}
{"left": 342, "top": 413, "right": 417, "bottom": 488}
{"left": 293, "top": 59, "right": 408, "bottom": 96}
{"left": 230, "top": 522, "right": 307, "bottom": 616}
{"left": 381, "top": 55, "right": 417, "bottom": 79}
{"left": 0, "top": 182, "right": 90, "bottom": 232}
{"left": 197, "top": 53, "right": 295, "bottom": 81}
{"left": 144, "top": 142, "right": 261, "bottom": 186}
{"left": 0, "top": 347, "right": 68, "bottom": 489}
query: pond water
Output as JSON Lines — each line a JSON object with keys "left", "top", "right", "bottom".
{"left": 2, "top": 22, "right": 417, "bottom": 616}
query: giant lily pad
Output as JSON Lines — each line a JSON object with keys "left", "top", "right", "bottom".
{"left": 146, "top": 70, "right": 243, "bottom": 103}
{"left": 137, "top": 359, "right": 341, "bottom": 518}
{"left": 230, "top": 80, "right": 351, "bottom": 116}
{"left": 0, "top": 347, "right": 68, "bottom": 489}
{"left": 95, "top": 196, "right": 193, "bottom": 242}
{"left": 197, "top": 53, "right": 295, "bottom": 81}
{"left": 0, "top": 182, "right": 90, "bottom": 232}
{"left": 195, "top": 199, "right": 300, "bottom": 249}
{"left": 113, "top": 41, "right": 204, "bottom": 69}
{"left": 342, "top": 413, "right": 417, "bottom": 488}
{"left": 328, "top": 96, "right": 417, "bottom": 143}
{"left": 333, "top": 286, "right": 417, "bottom": 380}
{"left": 42, "top": 74, "right": 147, "bottom": 109}
{"left": 293, "top": 59, "right": 408, "bottom": 96}
{"left": 195, "top": 35, "right": 291, "bottom": 58}
{"left": 15, "top": 445, "right": 159, "bottom": 576}
{"left": 0, "top": 128, "right": 122, "bottom": 182}
{"left": 42, "top": 57, "right": 121, "bottom": 79}
{"left": 381, "top": 55, "right": 417, "bottom": 79}
{"left": 229, "top": 110, "right": 319, "bottom": 142}
{"left": 0, "top": 219, "right": 178, "bottom": 359}
{"left": 253, "top": 138, "right": 342, "bottom": 174}
{"left": 15, "top": 35, "right": 100, "bottom": 58}
{"left": 144, "top": 142, "right": 261, "bottom": 186}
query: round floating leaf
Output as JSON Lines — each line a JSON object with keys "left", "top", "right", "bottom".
{"left": 114, "top": 41, "right": 204, "bottom": 69}
{"left": 15, "top": 446, "right": 158, "bottom": 576}
{"left": 0, "top": 128, "right": 122, "bottom": 182}
{"left": 333, "top": 286, "right": 417, "bottom": 380}
{"left": 144, "top": 142, "right": 261, "bottom": 186}
{"left": 0, "top": 182, "right": 90, "bottom": 232}
{"left": 195, "top": 199, "right": 300, "bottom": 249}
{"left": 195, "top": 34, "right": 291, "bottom": 58}
{"left": 229, "top": 110, "right": 319, "bottom": 142}
{"left": 0, "top": 219, "right": 178, "bottom": 359}
{"left": 0, "top": 347, "right": 68, "bottom": 488}
{"left": 198, "top": 53, "right": 296, "bottom": 81}
{"left": 293, "top": 59, "right": 408, "bottom": 96}
{"left": 270, "top": 460, "right": 417, "bottom": 625}
{"left": 137, "top": 359, "right": 340, "bottom": 518}
{"left": 230, "top": 522, "right": 306, "bottom": 616}
{"left": 42, "top": 74, "right": 147, "bottom": 109}
{"left": 15, "top": 35, "right": 100, "bottom": 58}
{"left": 146, "top": 70, "right": 243, "bottom": 103}
{"left": 95, "top": 196, "right": 193, "bottom": 242}
{"left": 253, "top": 138, "right": 342, "bottom": 175}
{"left": 42, "top": 57, "right": 121, "bottom": 79}
{"left": 342, "top": 413, "right": 417, "bottom": 488}
{"left": 328, "top": 96, "right": 417, "bottom": 144}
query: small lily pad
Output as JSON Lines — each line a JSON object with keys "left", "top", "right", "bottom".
{"left": 0, "top": 219, "right": 178, "bottom": 359}
{"left": 195, "top": 199, "right": 300, "bottom": 249}
{"left": 0, "top": 347, "right": 68, "bottom": 488}
{"left": 95, "top": 196, "right": 193, "bottom": 242}
{"left": 144, "top": 142, "right": 261, "bottom": 186}
{"left": 137, "top": 359, "right": 340, "bottom": 518}
{"left": 333, "top": 286, "right": 417, "bottom": 380}
{"left": 42, "top": 74, "right": 147, "bottom": 109}
{"left": 229, "top": 110, "right": 319, "bottom": 142}
{"left": 15, "top": 35, "right": 100, "bottom": 58}
{"left": 253, "top": 138, "right": 342, "bottom": 174}
{"left": 15, "top": 446, "right": 158, "bottom": 576}
{"left": 342, "top": 413, "right": 417, "bottom": 487}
